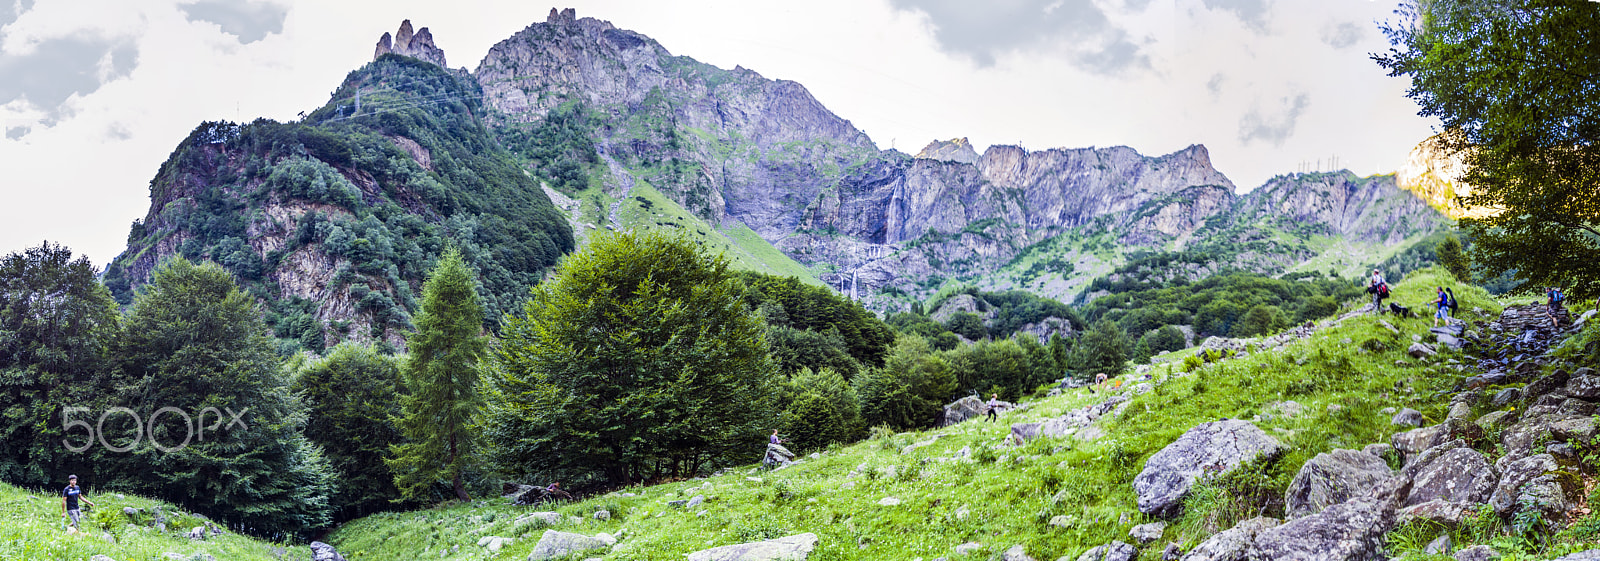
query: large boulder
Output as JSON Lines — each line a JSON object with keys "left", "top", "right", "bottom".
{"left": 1402, "top": 445, "right": 1496, "bottom": 506}
{"left": 527, "top": 530, "right": 609, "bottom": 561}
{"left": 1391, "top": 425, "right": 1449, "bottom": 464}
{"left": 1566, "top": 367, "right": 1600, "bottom": 398}
{"left": 685, "top": 533, "right": 818, "bottom": 561}
{"left": 1284, "top": 449, "right": 1395, "bottom": 519}
{"left": 1134, "top": 420, "right": 1284, "bottom": 517}
{"left": 1010, "top": 418, "right": 1077, "bottom": 444}
{"left": 1489, "top": 454, "right": 1558, "bottom": 515}
{"left": 943, "top": 396, "right": 990, "bottom": 426}
{"left": 1177, "top": 517, "right": 1280, "bottom": 561}
{"left": 1246, "top": 496, "right": 1394, "bottom": 561}
{"left": 1076, "top": 541, "right": 1137, "bottom": 561}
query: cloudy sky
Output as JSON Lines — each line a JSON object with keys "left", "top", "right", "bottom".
{"left": 0, "top": 0, "right": 1437, "bottom": 266}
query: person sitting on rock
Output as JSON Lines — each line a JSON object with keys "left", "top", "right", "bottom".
{"left": 542, "top": 481, "right": 572, "bottom": 501}
{"left": 766, "top": 429, "right": 795, "bottom": 466}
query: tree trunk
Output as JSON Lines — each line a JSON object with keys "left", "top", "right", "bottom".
{"left": 450, "top": 432, "right": 470, "bottom": 502}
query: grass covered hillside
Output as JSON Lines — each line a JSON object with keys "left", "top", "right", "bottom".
{"left": 323, "top": 269, "right": 1595, "bottom": 560}
{"left": 0, "top": 481, "right": 309, "bottom": 560}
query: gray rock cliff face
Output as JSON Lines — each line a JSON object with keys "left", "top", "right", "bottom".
{"left": 374, "top": 20, "right": 448, "bottom": 68}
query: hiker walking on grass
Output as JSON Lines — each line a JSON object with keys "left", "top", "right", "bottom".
{"left": 985, "top": 393, "right": 1001, "bottom": 422}
{"left": 1432, "top": 286, "right": 1451, "bottom": 327}
{"left": 1368, "top": 269, "right": 1388, "bottom": 315}
{"left": 62, "top": 474, "right": 94, "bottom": 530}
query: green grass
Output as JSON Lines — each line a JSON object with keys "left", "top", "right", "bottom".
{"left": 608, "top": 178, "right": 823, "bottom": 285}
{"left": 325, "top": 269, "right": 1547, "bottom": 560}
{"left": 0, "top": 482, "right": 310, "bottom": 561}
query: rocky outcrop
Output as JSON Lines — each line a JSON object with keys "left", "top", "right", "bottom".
{"left": 1395, "top": 133, "right": 1490, "bottom": 219}
{"left": 374, "top": 20, "right": 448, "bottom": 68}
{"left": 1076, "top": 541, "right": 1137, "bottom": 561}
{"left": 916, "top": 138, "right": 980, "bottom": 165}
{"left": 1133, "top": 420, "right": 1285, "bottom": 517}
{"left": 310, "top": 542, "right": 347, "bottom": 561}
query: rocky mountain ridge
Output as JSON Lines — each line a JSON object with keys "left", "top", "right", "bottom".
{"left": 104, "top": 9, "right": 1451, "bottom": 350}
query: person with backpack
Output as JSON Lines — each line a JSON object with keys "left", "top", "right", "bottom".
{"left": 1445, "top": 287, "right": 1459, "bottom": 323}
{"left": 1368, "top": 269, "right": 1388, "bottom": 314}
{"left": 1432, "top": 286, "right": 1450, "bottom": 327}
{"left": 1548, "top": 287, "right": 1565, "bottom": 327}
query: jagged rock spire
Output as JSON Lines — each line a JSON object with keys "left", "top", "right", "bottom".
{"left": 374, "top": 19, "right": 448, "bottom": 68}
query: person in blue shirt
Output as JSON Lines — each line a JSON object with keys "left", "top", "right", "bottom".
{"left": 1433, "top": 286, "right": 1450, "bottom": 327}
{"left": 1548, "top": 287, "right": 1565, "bottom": 326}
{"left": 62, "top": 474, "right": 94, "bottom": 530}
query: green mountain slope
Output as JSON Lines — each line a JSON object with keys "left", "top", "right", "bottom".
{"left": 324, "top": 268, "right": 1580, "bottom": 560}
{"left": 0, "top": 481, "right": 308, "bottom": 560}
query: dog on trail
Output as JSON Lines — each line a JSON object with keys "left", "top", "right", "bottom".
{"left": 1389, "top": 302, "right": 1415, "bottom": 318}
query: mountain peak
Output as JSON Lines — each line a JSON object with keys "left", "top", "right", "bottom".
{"left": 374, "top": 19, "right": 447, "bottom": 68}
{"left": 547, "top": 7, "right": 577, "bottom": 24}
{"left": 915, "top": 138, "right": 980, "bottom": 165}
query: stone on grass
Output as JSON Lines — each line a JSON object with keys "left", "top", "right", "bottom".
{"left": 1075, "top": 541, "right": 1136, "bottom": 561}
{"left": 1425, "top": 534, "right": 1452, "bottom": 555}
{"left": 953, "top": 542, "right": 983, "bottom": 555}
{"left": 528, "top": 530, "right": 610, "bottom": 561}
{"left": 1408, "top": 343, "right": 1436, "bottom": 358}
{"left": 310, "top": 542, "right": 347, "bottom": 561}
{"left": 1284, "top": 449, "right": 1395, "bottom": 519}
{"left": 1133, "top": 420, "right": 1285, "bottom": 517}
{"left": 1129, "top": 521, "right": 1166, "bottom": 543}
{"left": 1454, "top": 545, "right": 1499, "bottom": 561}
{"left": 877, "top": 497, "right": 901, "bottom": 506}
{"left": 1002, "top": 544, "right": 1038, "bottom": 561}
{"left": 687, "top": 495, "right": 705, "bottom": 507}
{"left": 1391, "top": 408, "right": 1423, "bottom": 427}
{"left": 517, "top": 511, "right": 565, "bottom": 526}
{"left": 685, "top": 532, "right": 817, "bottom": 561}
{"left": 593, "top": 510, "right": 610, "bottom": 521}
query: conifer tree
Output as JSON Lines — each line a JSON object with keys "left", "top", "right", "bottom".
{"left": 389, "top": 247, "right": 485, "bottom": 502}
{"left": 108, "top": 257, "right": 333, "bottom": 539}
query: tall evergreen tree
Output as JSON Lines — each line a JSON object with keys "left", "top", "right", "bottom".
{"left": 0, "top": 242, "right": 119, "bottom": 487}
{"left": 388, "top": 247, "right": 485, "bottom": 502}
{"left": 108, "top": 257, "right": 333, "bottom": 539}
{"left": 486, "top": 231, "right": 775, "bottom": 487}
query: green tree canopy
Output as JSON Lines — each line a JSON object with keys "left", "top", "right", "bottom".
{"left": 855, "top": 335, "right": 957, "bottom": 430}
{"left": 486, "top": 231, "right": 775, "bottom": 488}
{"left": 290, "top": 343, "right": 407, "bottom": 520}
{"left": 0, "top": 242, "right": 119, "bottom": 487}
{"left": 107, "top": 257, "right": 333, "bottom": 539}
{"left": 388, "top": 247, "right": 486, "bottom": 502}
{"left": 1376, "top": 0, "right": 1600, "bottom": 297}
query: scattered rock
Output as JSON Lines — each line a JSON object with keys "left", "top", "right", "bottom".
{"left": 1408, "top": 343, "right": 1436, "bottom": 358}
{"left": 1425, "top": 534, "right": 1452, "bottom": 555}
{"left": 528, "top": 530, "right": 611, "bottom": 560}
{"left": 1547, "top": 550, "right": 1600, "bottom": 561}
{"left": 187, "top": 526, "right": 206, "bottom": 540}
{"left": 953, "top": 542, "right": 983, "bottom": 555}
{"left": 1475, "top": 410, "right": 1514, "bottom": 431}
{"left": 1391, "top": 408, "right": 1423, "bottom": 427}
{"left": 310, "top": 541, "right": 347, "bottom": 561}
{"left": 1162, "top": 542, "right": 1182, "bottom": 561}
{"left": 1129, "top": 521, "right": 1166, "bottom": 543}
{"left": 1453, "top": 545, "right": 1499, "bottom": 561}
{"left": 687, "top": 495, "right": 705, "bottom": 508}
{"left": 877, "top": 497, "right": 901, "bottom": 506}
{"left": 1049, "top": 515, "right": 1071, "bottom": 527}
{"left": 1133, "top": 420, "right": 1285, "bottom": 517}
{"left": 1175, "top": 516, "right": 1279, "bottom": 561}
{"left": 1392, "top": 424, "right": 1449, "bottom": 464}
{"left": 593, "top": 510, "right": 610, "bottom": 521}
{"left": 1284, "top": 449, "right": 1396, "bottom": 519}
{"left": 517, "top": 512, "right": 565, "bottom": 526}
{"left": 1075, "top": 541, "right": 1136, "bottom": 561}
{"left": 685, "top": 533, "right": 818, "bottom": 561}
{"left": 1567, "top": 367, "right": 1600, "bottom": 398}
{"left": 1003, "top": 544, "right": 1038, "bottom": 561}
{"left": 1361, "top": 443, "right": 1393, "bottom": 458}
